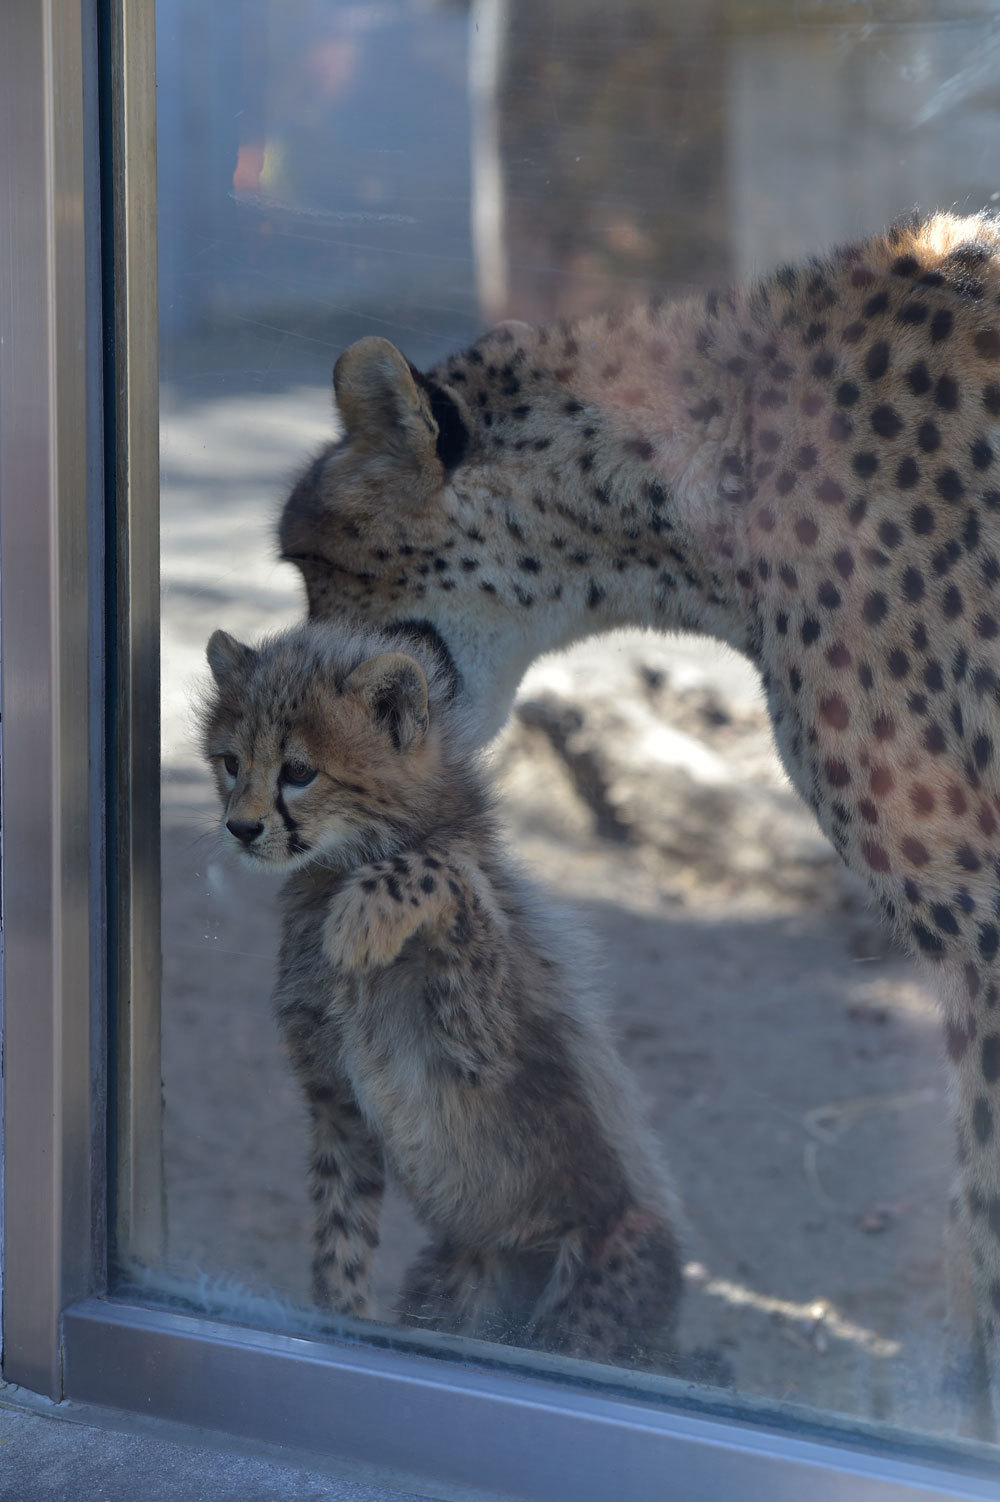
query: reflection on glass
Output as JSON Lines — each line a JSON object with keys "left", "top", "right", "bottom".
{"left": 146, "top": 0, "right": 1000, "bottom": 1443}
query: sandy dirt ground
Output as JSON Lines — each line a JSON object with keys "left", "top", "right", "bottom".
{"left": 155, "top": 387, "right": 954, "bottom": 1438}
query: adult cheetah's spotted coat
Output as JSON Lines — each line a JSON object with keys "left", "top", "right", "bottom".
{"left": 279, "top": 211, "right": 1000, "bottom": 1428}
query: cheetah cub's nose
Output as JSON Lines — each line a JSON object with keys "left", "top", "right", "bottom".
{"left": 226, "top": 817, "right": 264, "bottom": 846}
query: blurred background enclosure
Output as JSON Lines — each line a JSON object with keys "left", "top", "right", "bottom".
{"left": 158, "top": 0, "right": 1000, "bottom": 363}
{"left": 152, "top": 0, "right": 1000, "bottom": 1437}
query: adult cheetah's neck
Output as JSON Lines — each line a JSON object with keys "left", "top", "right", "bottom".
{"left": 432, "top": 296, "right": 758, "bottom": 657}
{"left": 429, "top": 211, "right": 1000, "bottom": 671}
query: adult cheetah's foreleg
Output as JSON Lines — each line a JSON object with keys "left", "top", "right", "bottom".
{"left": 943, "top": 958, "right": 1000, "bottom": 1436}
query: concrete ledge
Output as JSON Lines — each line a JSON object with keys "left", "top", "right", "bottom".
{"left": 0, "top": 1385, "right": 431, "bottom": 1502}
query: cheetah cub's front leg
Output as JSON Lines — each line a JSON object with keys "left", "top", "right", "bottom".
{"left": 324, "top": 850, "right": 464, "bottom": 973}
{"left": 325, "top": 847, "right": 515, "bottom": 1085}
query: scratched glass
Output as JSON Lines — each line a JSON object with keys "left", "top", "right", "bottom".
{"left": 137, "top": 0, "right": 1000, "bottom": 1443}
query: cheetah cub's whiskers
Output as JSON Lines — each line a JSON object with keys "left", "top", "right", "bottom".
{"left": 200, "top": 621, "right": 682, "bottom": 1365}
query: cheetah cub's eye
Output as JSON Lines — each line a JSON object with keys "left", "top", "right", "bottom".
{"left": 281, "top": 759, "right": 317, "bottom": 788}
{"left": 222, "top": 754, "right": 239, "bottom": 778}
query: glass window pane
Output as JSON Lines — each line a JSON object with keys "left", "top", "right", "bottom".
{"left": 121, "top": 0, "right": 1000, "bottom": 1452}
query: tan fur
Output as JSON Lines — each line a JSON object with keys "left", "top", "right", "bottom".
{"left": 201, "top": 622, "right": 682, "bottom": 1365}
{"left": 277, "top": 210, "right": 1000, "bottom": 1429}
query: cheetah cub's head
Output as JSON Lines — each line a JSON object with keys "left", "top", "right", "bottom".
{"left": 200, "top": 622, "right": 460, "bottom": 872}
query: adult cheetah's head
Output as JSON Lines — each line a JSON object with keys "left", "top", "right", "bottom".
{"left": 278, "top": 333, "right": 550, "bottom": 742}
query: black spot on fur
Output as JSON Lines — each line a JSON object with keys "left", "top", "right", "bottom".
{"left": 906, "top": 361, "right": 932, "bottom": 396}
{"left": 982, "top": 1033, "right": 1000, "bottom": 1082}
{"left": 863, "top": 592, "right": 888, "bottom": 626}
{"left": 979, "top": 925, "right": 1000, "bottom": 962}
{"left": 871, "top": 405, "right": 903, "bottom": 439}
{"left": 865, "top": 341, "right": 890, "bottom": 380}
{"left": 974, "top": 1097, "right": 994, "bottom": 1144}
{"left": 912, "top": 921, "right": 945, "bottom": 956}
{"left": 943, "top": 584, "right": 964, "bottom": 619}
{"left": 895, "top": 456, "right": 919, "bottom": 490}
{"left": 935, "top": 375, "right": 959, "bottom": 411}
{"left": 930, "top": 309, "right": 954, "bottom": 343}
{"left": 931, "top": 903, "right": 960, "bottom": 936}
{"left": 896, "top": 301, "right": 929, "bottom": 326}
{"left": 936, "top": 469, "right": 965, "bottom": 504}
{"left": 902, "top": 567, "right": 925, "bottom": 602}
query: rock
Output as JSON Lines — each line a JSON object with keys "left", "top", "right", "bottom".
{"left": 503, "top": 635, "right": 852, "bottom": 912}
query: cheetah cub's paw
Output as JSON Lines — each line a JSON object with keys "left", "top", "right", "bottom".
{"left": 323, "top": 860, "right": 456, "bottom": 972}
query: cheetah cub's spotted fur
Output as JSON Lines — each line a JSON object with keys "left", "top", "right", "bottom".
{"left": 279, "top": 211, "right": 1000, "bottom": 1425}
{"left": 201, "top": 622, "right": 681, "bottom": 1364}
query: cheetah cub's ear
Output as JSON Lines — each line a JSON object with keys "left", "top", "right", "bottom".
{"left": 206, "top": 628, "right": 254, "bottom": 686}
{"left": 334, "top": 337, "right": 438, "bottom": 462}
{"left": 344, "top": 652, "right": 429, "bottom": 753}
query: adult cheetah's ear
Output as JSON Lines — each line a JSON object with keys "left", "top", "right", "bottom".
{"left": 344, "top": 652, "right": 429, "bottom": 753}
{"left": 333, "top": 338, "right": 439, "bottom": 464}
{"left": 206, "top": 629, "right": 254, "bottom": 687}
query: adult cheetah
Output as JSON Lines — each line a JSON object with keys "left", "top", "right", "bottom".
{"left": 279, "top": 210, "right": 1000, "bottom": 1431}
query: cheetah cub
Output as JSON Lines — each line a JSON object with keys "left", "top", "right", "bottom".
{"left": 201, "top": 621, "right": 682, "bottom": 1365}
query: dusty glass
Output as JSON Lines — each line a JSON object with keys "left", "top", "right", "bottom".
{"left": 127, "top": 0, "right": 1000, "bottom": 1449}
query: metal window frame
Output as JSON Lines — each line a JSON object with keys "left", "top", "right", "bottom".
{"left": 0, "top": 0, "right": 102, "bottom": 1398}
{"left": 4, "top": 0, "right": 1000, "bottom": 1496}
{"left": 104, "top": 0, "right": 166, "bottom": 1279}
